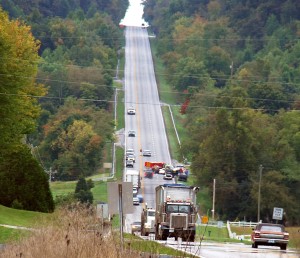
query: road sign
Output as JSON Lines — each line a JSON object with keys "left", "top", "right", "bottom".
{"left": 96, "top": 203, "right": 109, "bottom": 219}
{"left": 272, "top": 207, "right": 284, "bottom": 220}
{"left": 107, "top": 182, "right": 133, "bottom": 215}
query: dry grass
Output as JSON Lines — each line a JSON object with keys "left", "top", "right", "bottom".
{"left": 0, "top": 204, "right": 140, "bottom": 258}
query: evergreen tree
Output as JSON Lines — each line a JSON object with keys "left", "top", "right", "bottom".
{"left": 0, "top": 145, "right": 54, "bottom": 212}
{"left": 74, "top": 176, "right": 94, "bottom": 204}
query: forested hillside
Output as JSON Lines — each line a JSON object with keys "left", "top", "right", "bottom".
{"left": 144, "top": 0, "right": 300, "bottom": 224}
{"left": 0, "top": 0, "right": 128, "bottom": 211}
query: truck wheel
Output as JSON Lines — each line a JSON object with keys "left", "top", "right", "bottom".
{"left": 280, "top": 244, "right": 287, "bottom": 250}
{"left": 160, "top": 229, "right": 168, "bottom": 241}
{"left": 155, "top": 226, "right": 161, "bottom": 240}
{"left": 155, "top": 232, "right": 160, "bottom": 240}
{"left": 162, "top": 233, "right": 168, "bottom": 240}
{"left": 188, "top": 235, "right": 195, "bottom": 242}
{"left": 252, "top": 243, "right": 258, "bottom": 248}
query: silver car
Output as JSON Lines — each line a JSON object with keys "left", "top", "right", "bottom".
{"left": 142, "top": 150, "right": 151, "bottom": 156}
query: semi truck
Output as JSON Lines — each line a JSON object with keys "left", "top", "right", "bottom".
{"left": 141, "top": 205, "right": 156, "bottom": 236}
{"left": 125, "top": 169, "right": 140, "bottom": 189}
{"left": 154, "top": 184, "right": 199, "bottom": 241}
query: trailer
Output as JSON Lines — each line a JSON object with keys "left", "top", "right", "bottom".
{"left": 125, "top": 169, "right": 140, "bottom": 189}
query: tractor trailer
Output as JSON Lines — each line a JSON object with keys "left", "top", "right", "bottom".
{"left": 155, "top": 184, "right": 199, "bottom": 241}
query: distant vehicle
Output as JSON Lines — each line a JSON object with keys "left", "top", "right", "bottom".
{"left": 158, "top": 168, "right": 166, "bottom": 175}
{"left": 127, "top": 107, "right": 136, "bottom": 115}
{"left": 163, "top": 174, "right": 173, "bottom": 180}
{"left": 131, "top": 221, "right": 141, "bottom": 234}
{"left": 133, "top": 187, "right": 138, "bottom": 196}
{"left": 126, "top": 148, "right": 135, "bottom": 156}
{"left": 144, "top": 169, "right": 153, "bottom": 179}
{"left": 142, "top": 150, "right": 151, "bottom": 156}
{"left": 137, "top": 194, "right": 144, "bottom": 203}
{"left": 178, "top": 173, "right": 188, "bottom": 182}
{"left": 141, "top": 205, "right": 155, "bottom": 236}
{"left": 144, "top": 161, "right": 165, "bottom": 174}
{"left": 125, "top": 170, "right": 141, "bottom": 189}
{"left": 126, "top": 160, "right": 134, "bottom": 168}
{"left": 126, "top": 154, "right": 135, "bottom": 163}
{"left": 128, "top": 130, "right": 136, "bottom": 137}
{"left": 251, "top": 223, "right": 289, "bottom": 250}
{"left": 144, "top": 161, "right": 165, "bottom": 169}
{"left": 133, "top": 197, "right": 140, "bottom": 205}
{"left": 175, "top": 164, "right": 187, "bottom": 173}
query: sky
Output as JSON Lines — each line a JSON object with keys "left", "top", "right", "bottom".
{"left": 120, "top": 0, "right": 149, "bottom": 27}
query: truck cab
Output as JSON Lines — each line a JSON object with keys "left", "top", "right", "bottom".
{"left": 154, "top": 184, "right": 199, "bottom": 242}
{"left": 141, "top": 206, "right": 156, "bottom": 236}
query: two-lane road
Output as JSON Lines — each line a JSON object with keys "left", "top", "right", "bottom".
{"left": 124, "top": 26, "right": 172, "bottom": 229}
{"left": 121, "top": 25, "right": 300, "bottom": 258}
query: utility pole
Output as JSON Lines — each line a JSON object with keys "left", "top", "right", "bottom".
{"left": 49, "top": 167, "right": 52, "bottom": 183}
{"left": 257, "top": 165, "right": 263, "bottom": 222}
{"left": 212, "top": 178, "right": 216, "bottom": 221}
{"left": 230, "top": 61, "right": 234, "bottom": 78}
{"left": 118, "top": 184, "right": 123, "bottom": 251}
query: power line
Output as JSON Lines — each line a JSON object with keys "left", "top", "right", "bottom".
{"left": 1, "top": 91, "right": 299, "bottom": 113}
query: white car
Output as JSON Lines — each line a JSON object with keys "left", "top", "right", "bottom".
{"left": 126, "top": 149, "right": 135, "bottom": 155}
{"left": 158, "top": 168, "right": 166, "bottom": 174}
{"left": 126, "top": 160, "right": 134, "bottom": 168}
{"left": 133, "top": 197, "right": 140, "bottom": 205}
{"left": 163, "top": 174, "right": 173, "bottom": 180}
{"left": 142, "top": 150, "right": 151, "bottom": 156}
{"left": 133, "top": 187, "right": 138, "bottom": 196}
{"left": 127, "top": 107, "right": 136, "bottom": 115}
{"left": 126, "top": 154, "right": 135, "bottom": 163}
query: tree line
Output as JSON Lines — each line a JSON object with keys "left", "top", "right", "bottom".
{"left": 143, "top": 0, "right": 300, "bottom": 225}
{"left": 0, "top": 1, "right": 128, "bottom": 211}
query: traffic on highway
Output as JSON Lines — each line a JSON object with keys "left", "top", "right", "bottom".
{"left": 120, "top": 1, "right": 299, "bottom": 257}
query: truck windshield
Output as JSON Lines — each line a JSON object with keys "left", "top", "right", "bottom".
{"left": 167, "top": 205, "right": 190, "bottom": 213}
{"left": 148, "top": 211, "right": 155, "bottom": 216}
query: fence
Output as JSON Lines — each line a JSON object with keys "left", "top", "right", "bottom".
{"left": 227, "top": 221, "right": 259, "bottom": 240}
{"left": 229, "top": 221, "right": 259, "bottom": 228}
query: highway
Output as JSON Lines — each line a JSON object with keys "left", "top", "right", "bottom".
{"left": 124, "top": 26, "right": 172, "bottom": 229}
{"left": 121, "top": 24, "right": 300, "bottom": 258}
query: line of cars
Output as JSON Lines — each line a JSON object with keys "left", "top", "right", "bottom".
{"left": 126, "top": 106, "right": 136, "bottom": 169}
{"left": 125, "top": 107, "right": 145, "bottom": 207}
{"left": 144, "top": 161, "right": 189, "bottom": 182}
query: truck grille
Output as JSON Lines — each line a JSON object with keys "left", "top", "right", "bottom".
{"left": 171, "top": 214, "right": 187, "bottom": 228}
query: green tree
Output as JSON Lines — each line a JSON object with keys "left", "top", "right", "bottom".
{"left": 0, "top": 145, "right": 54, "bottom": 212}
{"left": 0, "top": 8, "right": 46, "bottom": 151}
{"left": 0, "top": 8, "right": 53, "bottom": 212}
{"left": 39, "top": 99, "right": 112, "bottom": 180}
{"left": 75, "top": 176, "right": 93, "bottom": 204}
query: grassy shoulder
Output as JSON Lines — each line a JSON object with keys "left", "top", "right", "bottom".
{"left": 124, "top": 234, "right": 193, "bottom": 257}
